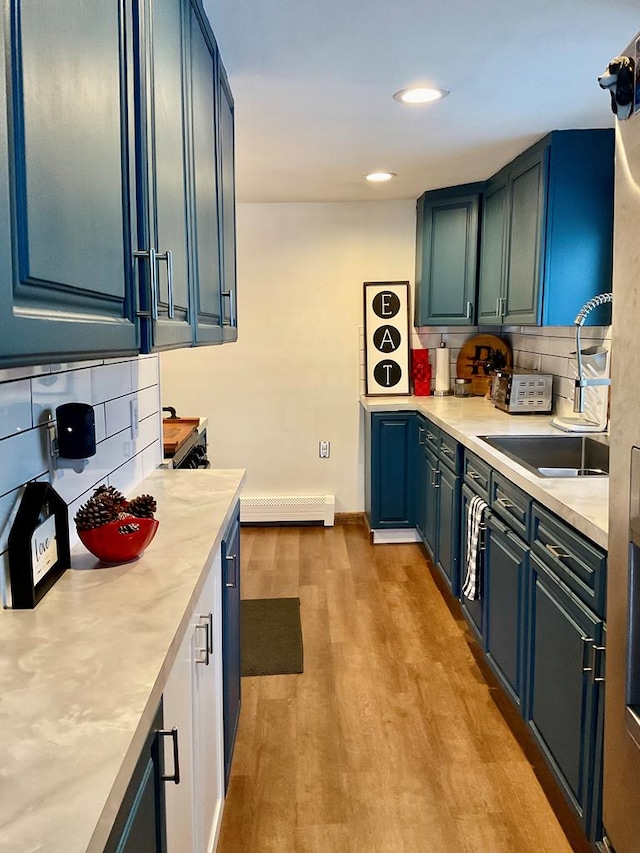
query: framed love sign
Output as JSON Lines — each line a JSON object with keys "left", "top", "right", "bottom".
{"left": 363, "top": 281, "right": 410, "bottom": 395}
{"left": 8, "top": 482, "right": 70, "bottom": 608}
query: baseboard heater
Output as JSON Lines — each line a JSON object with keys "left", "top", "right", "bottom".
{"left": 240, "top": 495, "right": 335, "bottom": 526}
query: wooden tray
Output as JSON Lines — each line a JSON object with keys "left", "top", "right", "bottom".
{"left": 456, "top": 334, "right": 512, "bottom": 396}
{"left": 162, "top": 417, "right": 200, "bottom": 455}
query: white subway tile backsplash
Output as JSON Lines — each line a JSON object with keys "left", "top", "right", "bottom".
{"left": 91, "top": 361, "right": 134, "bottom": 404}
{"left": 132, "top": 355, "right": 160, "bottom": 391}
{"left": 142, "top": 441, "right": 162, "bottom": 477}
{"left": 137, "top": 413, "right": 161, "bottom": 453}
{"left": 0, "top": 427, "right": 48, "bottom": 498}
{"left": 31, "top": 368, "right": 93, "bottom": 426}
{"left": 0, "top": 364, "right": 50, "bottom": 383}
{"left": 108, "top": 454, "right": 145, "bottom": 498}
{"left": 49, "top": 360, "right": 104, "bottom": 374}
{"left": 94, "top": 404, "right": 107, "bottom": 444}
{"left": 138, "top": 385, "right": 160, "bottom": 421}
{"left": 105, "top": 393, "right": 135, "bottom": 438}
{"left": 0, "top": 379, "right": 32, "bottom": 439}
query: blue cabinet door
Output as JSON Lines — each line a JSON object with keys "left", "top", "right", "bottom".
{"left": 415, "top": 420, "right": 429, "bottom": 541}
{"left": 414, "top": 185, "right": 483, "bottom": 327}
{"left": 218, "top": 63, "right": 238, "bottom": 343}
{"left": 424, "top": 444, "right": 439, "bottom": 558}
{"left": 104, "top": 702, "right": 166, "bottom": 853}
{"left": 187, "top": 0, "right": 223, "bottom": 345}
{"left": 436, "top": 461, "right": 460, "bottom": 594}
{"left": 477, "top": 174, "right": 508, "bottom": 323}
{"left": 222, "top": 505, "right": 241, "bottom": 791}
{"left": 368, "top": 413, "right": 416, "bottom": 529}
{"left": 503, "top": 146, "right": 548, "bottom": 325}
{"left": 526, "top": 552, "right": 602, "bottom": 834}
{"left": 137, "top": 0, "right": 193, "bottom": 351}
{"left": 484, "top": 516, "right": 528, "bottom": 709}
{"left": 0, "top": 0, "right": 140, "bottom": 365}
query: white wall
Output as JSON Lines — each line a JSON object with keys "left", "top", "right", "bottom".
{"left": 160, "top": 200, "right": 416, "bottom": 512}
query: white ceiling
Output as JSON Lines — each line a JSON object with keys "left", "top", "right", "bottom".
{"left": 203, "top": 0, "right": 639, "bottom": 203}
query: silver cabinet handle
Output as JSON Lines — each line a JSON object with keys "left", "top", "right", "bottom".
{"left": 466, "top": 301, "right": 473, "bottom": 320}
{"left": 195, "top": 622, "right": 209, "bottom": 666}
{"left": 467, "top": 470, "right": 480, "bottom": 480}
{"left": 134, "top": 248, "right": 158, "bottom": 320}
{"left": 495, "top": 296, "right": 501, "bottom": 318}
{"left": 581, "top": 636, "right": 593, "bottom": 673}
{"left": 225, "top": 553, "right": 237, "bottom": 588}
{"left": 434, "top": 468, "right": 440, "bottom": 489}
{"left": 158, "top": 728, "right": 180, "bottom": 784}
{"left": 496, "top": 497, "right": 514, "bottom": 509}
{"left": 221, "top": 290, "right": 235, "bottom": 326}
{"left": 591, "top": 645, "right": 606, "bottom": 683}
{"left": 427, "top": 431, "right": 438, "bottom": 441}
{"left": 545, "top": 543, "right": 571, "bottom": 559}
{"left": 441, "top": 446, "right": 453, "bottom": 456}
{"left": 500, "top": 296, "right": 506, "bottom": 317}
{"left": 157, "top": 250, "right": 174, "bottom": 319}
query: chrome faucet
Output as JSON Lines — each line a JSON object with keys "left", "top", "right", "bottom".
{"left": 573, "top": 292, "right": 613, "bottom": 413}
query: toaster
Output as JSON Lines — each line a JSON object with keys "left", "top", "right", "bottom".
{"left": 490, "top": 368, "right": 553, "bottom": 414}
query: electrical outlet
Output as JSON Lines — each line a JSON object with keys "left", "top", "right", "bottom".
{"left": 319, "top": 440, "right": 330, "bottom": 458}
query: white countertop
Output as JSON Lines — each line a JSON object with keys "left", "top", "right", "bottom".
{"left": 361, "top": 394, "right": 608, "bottom": 549}
{"left": 0, "top": 467, "right": 245, "bottom": 853}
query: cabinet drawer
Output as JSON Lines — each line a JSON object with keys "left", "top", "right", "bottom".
{"left": 423, "top": 419, "right": 441, "bottom": 453}
{"left": 416, "top": 415, "right": 429, "bottom": 449}
{"left": 440, "top": 430, "right": 461, "bottom": 474}
{"left": 463, "top": 450, "right": 491, "bottom": 499}
{"left": 531, "top": 503, "right": 606, "bottom": 618}
{"left": 490, "top": 471, "right": 531, "bottom": 540}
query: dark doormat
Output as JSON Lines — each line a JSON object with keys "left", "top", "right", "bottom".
{"left": 240, "top": 597, "right": 304, "bottom": 677}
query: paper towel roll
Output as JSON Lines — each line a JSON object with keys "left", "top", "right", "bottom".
{"left": 434, "top": 344, "right": 451, "bottom": 395}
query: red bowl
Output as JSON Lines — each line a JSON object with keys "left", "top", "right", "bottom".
{"left": 78, "top": 517, "right": 159, "bottom": 564}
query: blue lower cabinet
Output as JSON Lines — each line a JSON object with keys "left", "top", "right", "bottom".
{"left": 484, "top": 515, "right": 528, "bottom": 709}
{"left": 222, "top": 505, "right": 241, "bottom": 791}
{"left": 459, "top": 483, "right": 485, "bottom": 640}
{"left": 366, "top": 413, "right": 416, "bottom": 528}
{"left": 436, "top": 461, "right": 460, "bottom": 594}
{"left": 104, "top": 702, "right": 167, "bottom": 853}
{"left": 424, "top": 444, "right": 439, "bottom": 558}
{"left": 526, "top": 552, "right": 603, "bottom": 837}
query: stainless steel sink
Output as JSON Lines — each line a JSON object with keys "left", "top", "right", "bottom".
{"left": 478, "top": 434, "right": 609, "bottom": 478}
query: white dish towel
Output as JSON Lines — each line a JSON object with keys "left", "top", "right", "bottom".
{"left": 462, "top": 494, "right": 489, "bottom": 600}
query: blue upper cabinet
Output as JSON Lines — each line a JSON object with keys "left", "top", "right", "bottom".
{"left": 478, "top": 172, "right": 508, "bottom": 323}
{"left": 478, "top": 129, "right": 614, "bottom": 327}
{"left": 137, "top": 0, "right": 193, "bottom": 351}
{"left": 218, "top": 64, "right": 238, "bottom": 343}
{"left": 414, "top": 184, "right": 483, "bottom": 327}
{"left": 0, "top": 0, "right": 140, "bottom": 366}
{"left": 0, "top": 0, "right": 236, "bottom": 368}
{"left": 186, "top": 0, "right": 223, "bottom": 345}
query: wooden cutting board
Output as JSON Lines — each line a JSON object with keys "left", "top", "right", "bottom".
{"left": 162, "top": 418, "right": 200, "bottom": 455}
{"left": 456, "top": 334, "right": 513, "bottom": 396}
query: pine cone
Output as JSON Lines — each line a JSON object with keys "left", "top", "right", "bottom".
{"left": 75, "top": 501, "right": 116, "bottom": 531}
{"left": 92, "top": 485, "right": 128, "bottom": 513}
{"left": 128, "top": 494, "right": 157, "bottom": 519}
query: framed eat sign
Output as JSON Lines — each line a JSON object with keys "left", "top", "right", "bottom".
{"left": 363, "top": 281, "right": 410, "bottom": 395}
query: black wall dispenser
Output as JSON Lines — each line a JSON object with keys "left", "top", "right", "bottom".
{"left": 46, "top": 402, "right": 97, "bottom": 473}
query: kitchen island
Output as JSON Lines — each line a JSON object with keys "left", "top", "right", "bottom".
{"left": 0, "top": 467, "right": 244, "bottom": 853}
{"left": 361, "top": 394, "right": 608, "bottom": 548}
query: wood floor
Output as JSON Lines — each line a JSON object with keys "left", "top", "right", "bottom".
{"left": 217, "top": 523, "right": 582, "bottom": 853}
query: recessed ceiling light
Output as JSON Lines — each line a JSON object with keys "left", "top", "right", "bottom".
{"left": 366, "top": 172, "right": 396, "bottom": 183}
{"left": 393, "top": 86, "right": 449, "bottom": 104}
